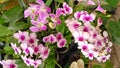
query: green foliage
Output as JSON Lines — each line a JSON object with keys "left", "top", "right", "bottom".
{"left": 44, "top": 47, "right": 56, "bottom": 68}
{"left": 0, "top": 24, "right": 13, "bottom": 37}
{"left": 93, "top": 65, "right": 103, "bottom": 68}
{"left": 93, "top": 60, "right": 113, "bottom": 68}
{"left": 4, "top": 46, "right": 14, "bottom": 54}
{"left": 16, "top": 59, "right": 31, "bottom": 68}
{"left": 46, "top": 0, "right": 53, "bottom": 6}
{"left": 107, "top": 21, "right": 120, "bottom": 45}
{"left": 105, "top": 0, "right": 119, "bottom": 7}
{"left": 55, "top": 0, "right": 64, "bottom": 3}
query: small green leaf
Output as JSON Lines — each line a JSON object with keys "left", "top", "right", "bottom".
{"left": 4, "top": 46, "right": 14, "bottom": 54}
{"left": 16, "top": 59, "right": 31, "bottom": 68}
{"left": 46, "top": 0, "right": 53, "bottom": 6}
{"left": 93, "top": 65, "right": 103, "bottom": 68}
{"left": 0, "top": 24, "right": 13, "bottom": 37}
{"left": 105, "top": 0, "right": 119, "bottom": 7}
{"left": 55, "top": 0, "right": 64, "bottom": 3}
{"left": 107, "top": 21, "right": 120, "bottom": 45}
{"left": 105, "top": 60, "right": 113, "bottom": 68}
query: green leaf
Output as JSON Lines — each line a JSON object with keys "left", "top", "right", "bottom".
{"left": 46, "top": 0, "right": 53, "bottom": 6}
{"left": 107, "top": 21, "right": 120, "bottom": 45}
{"left": 0, "top": 24, "right": 13, "bottom": 37}
{"left": 93, "top": 65, "right": 103, "bottom": 68}
{"left": 4, "top": 46, "right": 14, "bottom": 54}
{"left": 8, "top": 22, "right": 30, "bottom": 31}
{"left": 16, "top": 59, "right": 31, "bottom": 68}
{"left": 55, "top": 0, "right": 64, "bottom": 3}
{"left": 0, "top": 6, "right": 23, "bottom": 26}
{"left": 56, "top": 16, "right": 66, "bottom": 34}
{"left": 45, "top": 47, "right": 56, "bottom": 68}
{"left": 105, "top": 0, "right": 119, "bottom": 7}
{"left": 105, "top": 60, "right": 113, "bottom": 68}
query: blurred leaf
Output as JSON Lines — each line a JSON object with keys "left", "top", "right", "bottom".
{"left": 0, "top": 24, "right": 13, "bottom": 37}
{"left": 55, "top": 0, "right": 64, "bottom": 3}
{"left": 105, "top": 0, "right": 119, "bottom": 7}
{"left": 46, "top": 0, "right": 53, "bottom": 6}
{"left": 16, "top": 59, "right": 31, "bottom": 68}
{"left": 93, "top": 65, "right": 103, "bottom": 68}
{"left": 107, "top": 21, "right": 120, "bottom": 45}
{"left": 0, "top": 6, "right": 23, "bottom": 26}
{"left": 105, "top": 60, "right": 113, "bottom": 68}
{"left": 4, "top": 46, "right": 14, "bottom": 54}
{"left": 45, "top": 47, "right": 55, "bottom": 68}
{"left": 18, "top": 0, "right": 26, "bottom": 9}
{"left": 56, "top": 16, "right": 66, "bottom": 34}
{"left": 8, "top": 22, "right": 30, "bottom": 31}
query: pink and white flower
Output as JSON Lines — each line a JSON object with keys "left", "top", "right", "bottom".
{"left": 31, "top": 59, "right": 42, "bottom": 68}
{"left": 11, "top": 43, "right": 21, "bottom": 55}
{"left": 26, "top": 33, "right": 38, "bottom": 46}
{"left": 79, "top": 13, "right": 96, "bottom": 23}
{"left": 21, "top": 43, "right": 34, "bottom": 56}
{"left": 87, "top": 0, "right": 95, "bottom": 6}
{"left": 0, "top": 60, "right": 17, "bottom": 68}
{"left": 14, "top": 31, "right": 28, "bottom": 43}
{"left": 30, "top": 16, "right": 47, "bottom": 32}
{"left": 21, "top": 56, "right": 33, "bottom": 66}
{"left": 39, "top": 44, "right": 50, "bottom": 60}
{"left": 56, "top": 32, "right": 63, "bottom": 41}
{"left": 95, "top": 0, "right": 106, "bottom": 14}
{"left": 57, "top": 38, "right": 67, "bottom": 48}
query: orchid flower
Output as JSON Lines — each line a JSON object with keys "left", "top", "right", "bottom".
{"left": 0, "top": 60, "right": 17, "bottom": 68}
{"left": 21, "top": 43, "right": 34, "bottom": 56}
{"left": 11, "top": 43, "right": 21, "bottom": 55}
{"left": 30, "top": 16, "right": 47, "bottom": 32}
{"left": 21, "top": 56, "right": 33, "bottom": 66}
{"left": 26, "top": 33, "right": 38, "bottom": 46}
{"left": 79, "top": 13, "right": 96, "bottom": 23}
{"left": 14, "top": 31, "right": 28, "bottom": 43}
{"left": 57, "top": 38, "right": 67, "bottom": 48}
{"left": 95, "top": 0, "right": 106, "bottom": 14}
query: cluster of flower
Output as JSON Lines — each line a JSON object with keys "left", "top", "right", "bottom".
{"left": 24, "top": 0, "right": 62, "bottom": 32}
{"left": 11, "top": 31, "right": 50, "bottom": 68}
{"left": 43, "top": 32, "right": 67, "bottom": 48}
{"left": 65, "top": 10, "right": 112, "bottom": 62}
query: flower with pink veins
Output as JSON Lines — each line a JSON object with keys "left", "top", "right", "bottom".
{"left": 21, "top": 43, "right": 34, "bottom": 56}
{"left": 87, "top": 0, "right": 95, "bottom": 6}
{"left": 39, "top": 45, "right": 50, "bottom": 60}
{"left": 43, "top": 36, "right": 49, "bottom": 43}
{"left": 79, "top": 13, "right": 96, "bottom": 23}
{"left": 33, "top": 45, "right": 40, "bottom": 55}
{"left": 11, "top": 43, "right": 21, "bottom": 55}
{"left": 27, "top": 33, "right": 38, "bottom": 46}
{"left": 63, "top": 2, "right": 73, "bottom": 15}
{"left": 30, "top": 16, "right": 47, "bottom": 32}
{"left": 0, "top": 60, "right": 17, "bottom": 68}
{"left": 31, "top": 59, "right": 42, "bottom": 68}
{"left": 95, "top": 0, "right": 106, "bottom": 14}
{"left": 48, "top": 34, "right": 57, "bottom": 44}
{"left": 57, "top": 38, "right": 67, "bottom": 48}
{"left": 85, "top": 50, "right": 97, "bottom": 60}
{"left": 21, "top": 56, "right": 33, "bottom": 66}
{"left": 24, "top": 4, "right": 38, "bottom": 19}
{"left": 36, "top": 0, "right": 51, "bottom": 13}
{"left": 74, "top": 11, "right": 88, "bottom": 19}
{"left": 97, "top": 17, "right": 103, "bottom": 27}
{"left": 50, "top": 13, "right": 61, "bottom": 25}
{"left": 97, "top": 55, "right": 110, "bottom": 62}
{"left": 14, "top": 31, "right": 28, "bottom": 43}
{"left": 56, "top": 32, "right": 63, "bottom": 41}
